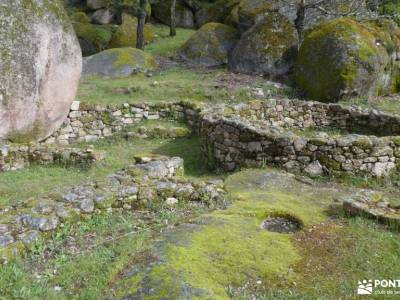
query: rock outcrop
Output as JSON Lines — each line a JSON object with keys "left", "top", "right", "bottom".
{"left": 0, "top": 0, "right": 82, "bottom": 142}
{"left": 153, "top": 0, "right": 195, "bottom": 28}
{"left": 229, "top": 13, "right": 298, "bottom": 77}
{"left": 108, "top": 14, "right": 155, "bottom": 48}
{"left": 73, "top": 21, "right": 116, "bottom": 56}
{"left": 179, "top": 22, "right": 239, "bottom": 66}
{"left": 83, "top": 48, "right": 156, "bottom": 77}
{"left": 295, "top": 18, "right": 400, "bottom": 101}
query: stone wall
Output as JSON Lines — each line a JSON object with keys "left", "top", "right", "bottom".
{"left": 231, "top": 98, "right": 400, "bottom": 136}
{"left": 43, "top": 101, "right": 202, "bottom": 145}
{"left": 0, "top": 155, "right": 225, "bottom": 263}
{"left": 200, "top": 99, "right": 400, "bottom": 177}
{"left": 2, "top": 97, "right": 400, "bottom": 177}
{"left": 0, "top": 101, "right": 202, "bottom": 173}
{"left": 0, "top": 144, "right": 105, "bottom": 172}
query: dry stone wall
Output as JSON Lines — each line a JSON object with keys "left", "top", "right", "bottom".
{"left": 2, "top": 97, "right": 400, "bottom": 177}
{"left": 0, "top": 101, "right": 202, "bottom": 172}
{"left": 0, "top": 155, "right": 225, "bottom": 263}
{"left": 200, "top": 99, "right": 400, "bottom": 177}
{"left": 43, "top": 101, "right": 202, "bottom": 145}
{"left": 0, "top": 144, "right": 105, "bottom": 172}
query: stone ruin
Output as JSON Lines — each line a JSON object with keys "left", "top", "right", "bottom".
{"left": 0, "top": 155, "right": 225, "bottom": 263}
{"left": 200, "top": 98, "right": 400, "bottom": 177}
{"left": 1, "top": 97, "right": 400, "bottom": 178}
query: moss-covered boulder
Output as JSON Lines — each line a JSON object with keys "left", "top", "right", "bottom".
{"left": 0, "top": 0, "right": 82, "bottom": 142}
{"left": 73, "top": 21, "right": 116, "bottom": 56}
{"left": 195, "top": 0, "right": 241, "bottom": 28}
{"left": 69, "top": 11, "right": 91, "bottom": 23}
{"left": 178, "top": 22, "right": 239, "bottom": 66}
{"left": 91, "top": 8, "right": 115, "bottom": 25}
{"left": 236, "top": 0, "right": 275, "bottom": 32}
{"left": 120, "top": 0, "right": 152, "bottom": 17}
{"left": 108, "top": 14, "right": 155, "bottom": 48}
{"left": 295, "top": 18, "right": 400, "bottom": 102}
{"left": 87, "top": 0, "right": 109, "bottom": 10}
{"left": 229, "top": 12, "right": 298, "bottom": 77}
{"left": 153, "top": 0, "right": 195, "bottom": 28}
{"left": 83, "top": 47, "right": 156, "bottom": 77}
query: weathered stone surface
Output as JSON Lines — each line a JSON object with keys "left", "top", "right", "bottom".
{"left": 199, "top": 98, "right": 400, "bottom": 177}
{"left": 153, "top": 0, "right": 195, "bottom": 28}
{"left": 229, "top": 12, "right": 298, "bottom": 77}
{"left": 91, "top": 8, "right": 115, "bottom": 25}
{"left": 0, "top": 144, "right": 105, "bottom": 172}
{"left": 0, "top": 0, "right": 82, "bottom": 142}
{"left": 0, "top": 155, "right": 224, "bottom": 262}
{"left": 304, "top": 161, "right": 324, "bottom": 177}
{"left": 18, "top": 230, "right": 40, "bottom": 246}
{"left": 87, "top": 0, "right": 108, "bottom": 10}
{"left": 20, "top": 215, "right": 59, "bottom": 232}
{"left": 83, "top": 48, "right": 156, "bottom": 77}
{"left": 0, "top": 235, "right": 14, "bottom": 248}
{"left": 195, "top": 0, "right": 241, "bottom": 28}
{"left": 108, "top": 14, "right": 155, "bottom": 48}
{"left": 295, "top": 18, "right": 400, "bottom": 101}
{"left": 179, "top": 22, "right": 239, "bottom": 66}
{"left": 73, "top": 21, "right": 115, "bottom": 56}
{"left": 79, "top": 198, "right": 95, "bottom": 213}
{"left": 343, "top": 193, "right": 400, "bottom": 227}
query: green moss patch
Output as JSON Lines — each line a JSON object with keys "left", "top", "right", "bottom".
{"left": 108, "top": 15, "right": 155, "bottom": 49}
{"left": 295, "top": 18, "right": 393, "bottom": 101}
{"left": 113, "top": 168, "right": 344, "bottom": 298}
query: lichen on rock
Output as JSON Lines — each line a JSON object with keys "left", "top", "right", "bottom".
{"left": 179, "top": 22, "right": 239, "bottom": 67}
{"left": 229, "top": 12, "right": 299, "bottom": 77}
{"left": 108, "top": 14, "right": 155, "bottom": 49}
{"left": 295, "top": 18, "right": 400, "bottom": 102}
{"left": 0, "top": 0, "right": 82, "bottom": 142}
{"left": 82, "top": 47, "right": 156, "bottom": 77}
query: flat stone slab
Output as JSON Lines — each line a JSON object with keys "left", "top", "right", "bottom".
{"left": 113, "top": 169, "right": 353, "bottom": 299}
{"left": 343, "top": 194, "right": 400, "bottom": 227}
{"left": 0, "top": 156, "right": 223, "bottom": 264}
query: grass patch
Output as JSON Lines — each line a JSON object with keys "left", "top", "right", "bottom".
{"left": 77, "top": 65, "right": 293, "bottom": 106}
{"left": 0, "top": 134, "right": 210, "bottom": 207}
{"left": 0, "top": 186, "right": 214, "bottom": 299}
{"left": 147, "top": 24, "right": 195, "bottom": 57}
{"left": 0, "top": 212, "right": 151, "bottom": 299}
{"left": 340, "top": 96, "right": 400, "bottom": 115}
{"left": 293, "top": 218, "right": 400, "bottom": 299}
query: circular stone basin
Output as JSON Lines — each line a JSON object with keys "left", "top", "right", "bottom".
{"left": 261, "top": 215, "right": 303, "bottom": 233}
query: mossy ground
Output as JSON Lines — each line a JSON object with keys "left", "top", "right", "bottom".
{"left": 2, "top": 19, "right": 400, "bottom": 300}
{"left": 0, "top": 125, "right": 209, "bottom": 208}
{"left": 111, "top": 169, "right": 400, "bottom": 299}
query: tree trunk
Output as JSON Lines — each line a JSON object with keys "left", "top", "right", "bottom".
{"left": 170, "top": 0, "right": 177, "bottom": 36}
{"left": 294, "top": 0, "right": 306, "bottom": 48}
{"left": 136, "top": 0, "right": 147, "bottom": 50}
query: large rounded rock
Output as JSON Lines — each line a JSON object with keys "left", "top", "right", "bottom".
{"left": 295, "top": 18, "right": 400, "bottom": 102}
{"left": 83, "top": 48, "right": 156, "bottom": 77}
{"left": 229, "top": 13, "right": 298, "bottom": 77}
{"left": 87, "top": 0, "right": 108, "bottom": 10}
{"left": 73, "top": 21, "right": 116, "bottom": 56}
{"left": 179, "top": 23, "right": 239, "bottom": 66}
{"left": 236, "top": 0, "right": 276, "bottom": 32}
{"left": 0, "top": 0, "right": 82, "bottom": 142}
{"left": 153, "top": 0, "right": 195, "bottom": 28}
{"left": 195, "top": 0, "right": 241, "bottom": 28}
{"left": 108, "top": 15, "right": 155, "bottom": 48}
